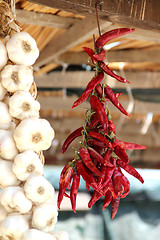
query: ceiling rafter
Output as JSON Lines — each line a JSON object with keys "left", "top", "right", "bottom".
{"left": 34, "top": 18, "right": 112, "bottom": 67}
{"left": 58, "top": 48, "right": 160, "bottom": 65}
{"left": 28, "top": 0, "right": 160, "bottom": 31}
{"left": 16, "top": 9, "right": 80, "bottom": 28}
{"left": 35, "top": 71, "right": 160, "bottom": 89}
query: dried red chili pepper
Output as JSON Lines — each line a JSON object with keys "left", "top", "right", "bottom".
{"left": 89, "top": 113, "right": 99, "bottom": 129}
{"left": 62, "top": 127, "right": 83, "bottom": 153}
{"left": 79, "top": 147, "right": 102, "bottom": 177}
{"left": 95, "top": 84, "right": 122, "bottom": 102}
{"left": 114, "top": 145, "right": 129, "bottom": 163}
{"left": 104, "top": 85, "right": 130, "bottom": 117}
{"left": 93, "top": 48, "right": 106, "bottom": 61}
{"left": 88, "top": 190, "right": 102, "bottom": 208}
{"left": 114, "top": 139, "right": 147, "bottom": 150}
{"left": 89, "top": 95, "right": 109, "bottom": 135}
{"left": 95, "top": 84, "right": 103, "bottom": 98}
{"left": 72, "top": 72, "right": 104, "bottom": 108}
{"left": 76, "top": 159, "right": 98, "bottom": 190}
{"left": 116, "top": 158, "right": 144, "bottom": 183}
{"left": 88, "top": 164, "right": 109, "bottom": 208}
{"left": 89, "top": 131, "right": 113, "bottom": 149}
{"left": 87, "top": 146, "right": 104, "bottom": 164}
{"left": 111, "top": 196, "right": 120, "bottom": 220}
{"left": 120, "top": 175, "right": 130, "bottom": 198}
{"left": 104, "top": 149, "right": 112, "bottom": 166}
{"left": 82, "top": 47, "right": 97, "bottom": 64}
{"left": 70, "top": 171, "right": 80, "bottom": 213}
{"left": 57, "top": 165, "right": 74, "bottom": 209}
{"left": 99, "top": 61, "right": 130, "bottom": 84}
{"left": 99, "top": 166, "right": 115, "bottom": 190}
{"left": 95, "top": 28, "right": 135, "bottom": 49}
{"left": 87, "top": 139, "right": 107, "bottom": 149}
{"left": 112, "top": 168, "right": 124, "bottom": 198}
{"left": 102, "top": 190, "right": 112, "bottom": 210}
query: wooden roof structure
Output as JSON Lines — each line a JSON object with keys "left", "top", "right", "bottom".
{"left": 12, "top": 0, "right": 160, "bottom": 168}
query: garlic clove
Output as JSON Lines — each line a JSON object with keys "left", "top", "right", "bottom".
{"left": 0, "top": 214, "right": 29, "bottom": 240}
{"left": 0, "top": 102, "right": 12, "bottom": 129}
{"left": 12, "top": 150, "right": 43, "bottom": 181}
{"left": 0, "top": 82, "right": 7, "bottom": 101}
{"left": 0, "top": 40, "right": 8, "bottom": 70}
{"left": 0, "top": 130, "right": 18, "bottom": 160}
{"left": 13, "top": 117, "right": 55, "bottom": 152}
{"left": 0, "top": 186, "right": 19, "bottom": 212}
{"left": 0, "top": 159, "right": 20, "bottom": 188}
{"left": 0, "top": 204, "right": 7, "bottom": 223}
{"left": 1, "top": 64, "right": 34, "bottom": 93}
{"left": 21, "top": 229, "right": 56, "bottom": 240}
{"left": 24, "top": 173, "right": 55, "bottom": 204}
{"left": 6, "top": 31, "right": 39, "bottom": 66}
{"left": 32, "top": 203, "right": 58, "bottom": 232}
{"left": 52, "top": 231, "right": 69, "bottom": 240}
{"left": 0, "top": 186, "right": 32, "bottom": 214}
{"left": 8, "top": 90, "right": 40, "bottom": 120}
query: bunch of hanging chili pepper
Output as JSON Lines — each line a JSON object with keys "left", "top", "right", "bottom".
{"left": 58, "top": 28, "right": 146, "bottom": 219}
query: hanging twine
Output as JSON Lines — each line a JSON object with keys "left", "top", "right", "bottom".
{"left": 0, "top": 0, "right": 20, "bottom": 38}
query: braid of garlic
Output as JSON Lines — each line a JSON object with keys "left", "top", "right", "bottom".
{"left": 0, "top": 17, "right": 69, "bottom": 240}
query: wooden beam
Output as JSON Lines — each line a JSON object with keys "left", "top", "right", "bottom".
{"left": 34, "top": 18, "right": 111, "bottom": 67}
{"left": 38, "top": 95, "right": 160, "bottom": 118}
{"left": 35, "top": 71, "right": 160, "bottom": 89}
{"left": 59, "top": 48, "right": 160, "bottom": 64}
{"left": 28, "top": 0, "right": 160, "bottom": 31}
{"left": 16, "top": 9, "right": 80, "bottom": 28}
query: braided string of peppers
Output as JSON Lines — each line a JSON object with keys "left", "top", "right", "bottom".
{"left": 58, "top": 28, "right": 146, "bottom": 219}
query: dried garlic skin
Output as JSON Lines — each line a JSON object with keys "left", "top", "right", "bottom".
{"left": 52, "top": 231, "right": 69, "bottom": 240}
{"left": 1, "top": 64, "right": 34, "bottom": 93}
{"left": 0, "top": 159, "right": 20, "bottom": 188}
{"left": 9, "top": 90, "right": 40, "bottom": 120}
{"left": 0, "top": 130, "right": 18, "bottom": 160}
{"left": 0, "top": 186, "right": 32, "bottom": 214}
{"left": 32, "top": 203, "right": 58, "bottom": 232}
{"left": 0, "top": 102, "right": 12, "bottom": 129}
{"left": 6, "top": 32, "right": 39, "bottom": 66}
{"left": 12, "top": 150, "right": 43, "bottom": 181}
{"left": 0, "top": 204, "right": 7, "bottom": 223}
{"left": 24, "top": 173, "right": 55, "bottom": 204}
{"left": 0, "top": 82, "right": 7, "bottom": 101}
{"left": 21, "top": 229, "right": 56, "bottom": 240}
{"left": 0, "top": 214, "right": 29, "bottom": 240}
{"left": 13, "top": 117, "right": 55, "bottom": 152}
{"left": 0, "top": 40, "right": 8, "bottom": 70}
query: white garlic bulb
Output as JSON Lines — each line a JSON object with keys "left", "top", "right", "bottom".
{"left": 6, "top": 31, "right": 39, "bottom": 66}
{"left": 1, "top": 64, "right": 34, "bottom": 93}
{"left": 0, "top": 40, "right": 8, "bottom": 70}
{"left": 52, "top": 231, "right": 69, "bottom": 240}
{"left": 21, "top": 229, "right": 56, "bottom": 240}
{"left": 0, "top": 82, "right": 7, "bottom": 101}
{"left": 0, "top": 102, "right": 12, "bottom": 129}
{"left": 0, "top": 130, "right": 18, "bottom": 160}
{"left": 12, "top": 150, "right": 43, "bottom": 181}
{"left": 0, "top": 214, "right": 29, "bottom": 240}
{"left": 32, "top": 203, "right": 58, "bottom": 232}
{"left": 0, "top": 159, "right": 20, "bottom": 188}
{"left": 24, "top": 173, "right": 55, "bottom": 204}
{"left": 0, "top": 204, "right": 7, "bottom": 223}
{"left": 0, "top": 186, "right": 32, "bottom": 213}
{"left": 8, "top": 90, "right": 40, "bottom": 120}
{"left": 13, "top": 117, "right": 55, "bottom": 152}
